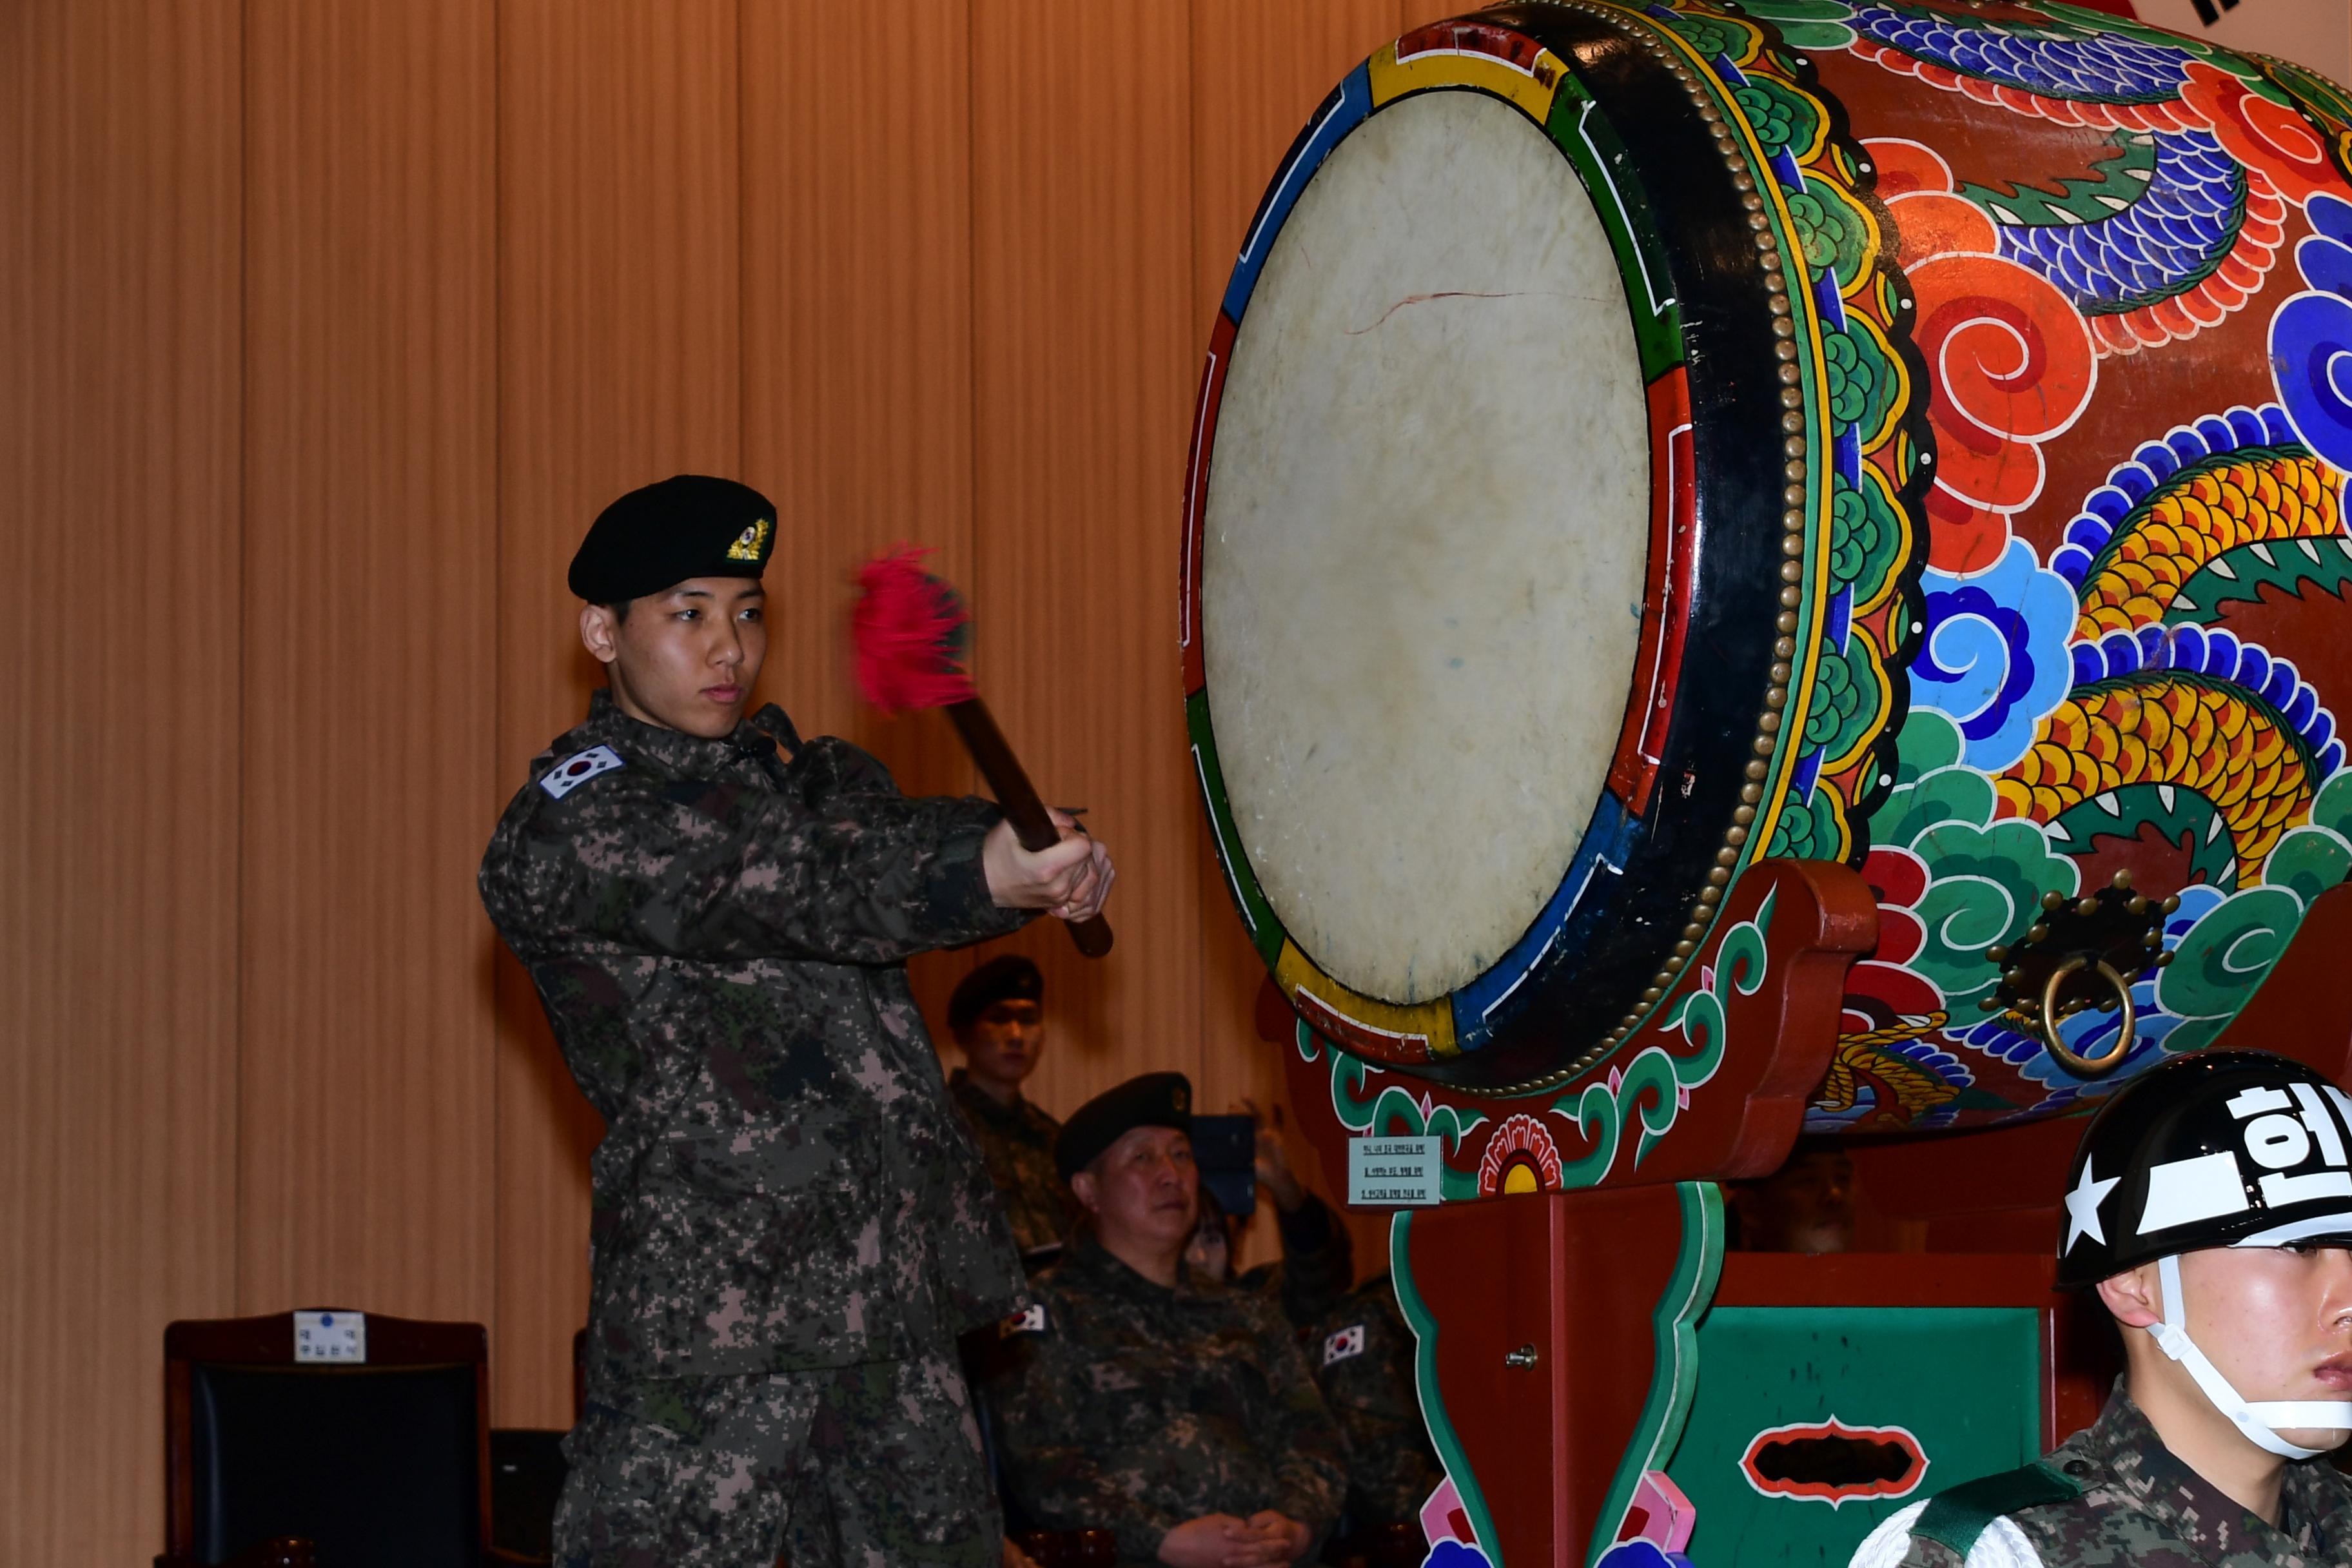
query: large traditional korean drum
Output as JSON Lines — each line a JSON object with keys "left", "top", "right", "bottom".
{"left": 1182, "top": 0, "right": 2352, "bottom": 1116}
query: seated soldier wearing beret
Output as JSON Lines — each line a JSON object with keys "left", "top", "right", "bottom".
{"left": 478, "top": 475, "right": 1115, "bottom": 1568}
{"left": 1854, "top": 1049, "right": 2352, "bottom": 1568}
{"left": 947, "top": 954, "right": 1074, "bottom": 1267}
{"left": 986, "top": 1072, "right": 1347, "bottom": 1568}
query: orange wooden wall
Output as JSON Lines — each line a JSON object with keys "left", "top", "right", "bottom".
{"left": 0, "top": 1, "right": 1426, "bottom": 1558}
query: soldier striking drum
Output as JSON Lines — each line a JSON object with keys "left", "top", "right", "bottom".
{"left": 480, "top": 475, "right": 1113, "bottom": 1568}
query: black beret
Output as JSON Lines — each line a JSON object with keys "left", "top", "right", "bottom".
{"left": 1056, "top": 1072, "right": 1192, "bottom": 1182}
{"left": 569, "top": 475, "right": 776, "bottom": 603}
{"left": 949, "top": 956, "right": 1043, "bottom": 1034}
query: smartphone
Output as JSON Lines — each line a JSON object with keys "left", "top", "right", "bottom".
{"left": 1190, "top": 1113, "right": 1257, "bottom": 1219}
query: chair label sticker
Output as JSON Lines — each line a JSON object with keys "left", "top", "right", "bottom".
{"left": 1348, "top": 1135, "right": 1444, "bottom": 1207}
{"left": 293, "top": 1310, "right": 367, "bottom": 1364}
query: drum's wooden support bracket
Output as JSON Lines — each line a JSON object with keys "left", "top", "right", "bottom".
{"left": 1266, "top": 858, "right": 1878, "bottom": 1209}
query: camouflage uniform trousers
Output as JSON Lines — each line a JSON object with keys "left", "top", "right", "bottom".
{"left": 554, "top": 1348, "right": 1001, "bottom": 1568}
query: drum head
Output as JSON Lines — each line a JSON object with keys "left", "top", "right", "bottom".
{"left": 1202, "top": 90, "right": 1650, "bottom": 1005}
{"left": 1183, "top": 20, "right": 1803, "bottom": 1090}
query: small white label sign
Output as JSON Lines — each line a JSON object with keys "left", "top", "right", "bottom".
{"left": 293, "top": 1310, "right": 367, "bottom": 1364}
{"left": 1348, "top": 1135, "right": 1445, "bottom": 1207}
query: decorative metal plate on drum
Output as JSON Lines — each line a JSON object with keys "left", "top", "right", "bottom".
{"left": 1184, "top": 1, "right": 2352, "bottom": 1112}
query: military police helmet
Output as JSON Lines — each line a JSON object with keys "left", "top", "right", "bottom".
{"left": 2056, "top": 1048, "right": 2352, "bottom": 1289}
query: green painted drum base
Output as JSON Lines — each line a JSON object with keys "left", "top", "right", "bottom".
{"left": 1666, "top": 1305, "right": 2044, "bottom": 1566}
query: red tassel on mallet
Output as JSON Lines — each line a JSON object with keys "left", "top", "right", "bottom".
{"left": 853, "top": 547, "right": 978, "bottom": 713}
{"left": 849, "top": 547, "right": 1113, "bottom": 959}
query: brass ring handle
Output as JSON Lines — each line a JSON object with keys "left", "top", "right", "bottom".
{"left": 2040, "top": 956, "right": 2135, "bottom": 1078}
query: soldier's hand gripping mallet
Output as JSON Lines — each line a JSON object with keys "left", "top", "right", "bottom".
{"left": 851, "top": 548, "right": 1113, "bottom": 958}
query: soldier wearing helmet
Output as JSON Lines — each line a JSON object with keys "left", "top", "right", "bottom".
{"left": 1854, "top": 1049, "right": 2352, "bottom": 1567}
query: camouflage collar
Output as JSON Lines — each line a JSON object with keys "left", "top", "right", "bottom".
{"left": 948, "top": 1068, "right": 1051, "bottom": 1135}
{"left": 945, "top": 1067, "right": 1039, "bottom": 1128}
{"left": 2074, "top": 1380, "right": 2344, "bottom": 1558}
{"left": 1065, "top": 1233, "right": 1219, "bottom": 1302}
{"left": 578, "top": 688, "right": 801, "bottom": 775}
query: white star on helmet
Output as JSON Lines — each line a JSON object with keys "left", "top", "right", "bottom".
{"left": 2064, "top": 1155, "right": 2122, "bottom": 1253}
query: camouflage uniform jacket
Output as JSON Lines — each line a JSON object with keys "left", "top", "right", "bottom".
{"left": 1235, "top": 1194, "right": 1355, "bottom": 1329}
{"left": 947, "top": 1068, "right": 1070, "bottom": 1257}
{"left": 1307, "top": 1275, "right": 1443, "bottom": 1527}
{"left": 986, "top": 1234, "right": 1348, "bottom": 1565}
{"left": 479, "top": 691, "right": 1032, "bottom": 1382}
{"left": 1857, "top": 1380, "right": 2352, "bottom": 1567}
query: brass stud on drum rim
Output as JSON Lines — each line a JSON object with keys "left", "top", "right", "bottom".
{"left": 1460, "top": 0, "right": 1814, "bottom": 1096}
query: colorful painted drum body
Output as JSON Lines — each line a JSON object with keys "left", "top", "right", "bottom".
{"left": 1182, "top": 0, "right": 2352, "bottom": 1121}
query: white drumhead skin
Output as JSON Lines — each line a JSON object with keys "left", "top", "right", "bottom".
{"left": 1202, "top": 89, "right": 1650, "bottom": 1006}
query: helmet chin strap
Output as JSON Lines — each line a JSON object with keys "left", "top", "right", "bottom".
{"left": 2151, "top": 1253, "right": 2352, "bottom": 1462}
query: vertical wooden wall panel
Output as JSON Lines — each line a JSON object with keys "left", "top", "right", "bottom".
{"left": 971, "top": 2, "right": 1203, "bottom": 1117}
{"left": 0, "top": 5, "right": 242, "bottom": 1559}
{"left": 0, "top": 12, "right": 1451, "bottom": 1540}
{"left": 495, "top": 0, "right": 743, "bottom": 1427}
{"left": 741, "top": 0, "right": 979, "bottom": 1039}
{"left": 239, "top": 0, "right": 500, "bottom": 1322}
{"left": 1188, "top": 0, "right": 1409, "bottom": 1275}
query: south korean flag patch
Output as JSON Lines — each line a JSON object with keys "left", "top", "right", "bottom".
{"left": 540, "top": 745, "right": 625, "bottom": 799}
{"left": 1001, "top": 1302, "right": 1047, "bottom": 1338}
{"left": 1322, "top": 1323, "right": 1367, "bottom": 1367}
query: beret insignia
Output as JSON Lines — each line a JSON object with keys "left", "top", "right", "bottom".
{"left": 725, "top": 516, "right": 772, "bottom": 564}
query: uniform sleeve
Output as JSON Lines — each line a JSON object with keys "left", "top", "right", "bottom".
{"left": 1252, "top": 1302, "right": 1349, "bottom": 1533}
{"left": 1274, "top": 1196, "right": 1355, "bottom": 1328}
{"left": 1318, "top": 1304, "right": 1442, "bottom": 1524}
{"left": 1847, "top": 1502, "right": 2044, "bottom": 1568}
{"left": 482, "top": 765, "right": 1028, "bottom": 967}
{"left": 986, "top": 1311, "right": 1188, "bottom": 1562}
